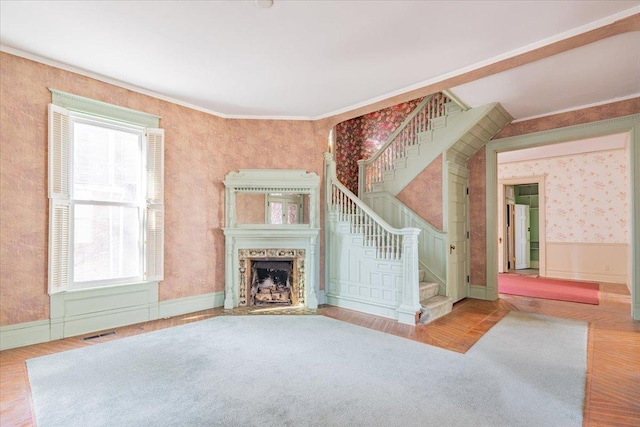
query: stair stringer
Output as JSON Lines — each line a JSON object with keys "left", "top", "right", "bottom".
{"left": 363, "top": 190, "right": 446, "bottom": 295}
{"left": 381, "top": 102, "right": 511, "bottom": 196}
{"left": 325, "top": 217, "right": 406, "bottom": 321}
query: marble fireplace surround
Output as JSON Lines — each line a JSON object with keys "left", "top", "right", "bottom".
{"left": 222, "top": 170, "right": 320, "bottom": 310}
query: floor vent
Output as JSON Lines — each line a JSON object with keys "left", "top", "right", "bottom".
{"left": 82, "top": 331, "right": 117, "bottom": 341}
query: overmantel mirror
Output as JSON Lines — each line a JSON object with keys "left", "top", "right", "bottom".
{"left": 223, "top": 169, "right": 319, "bottom": 229}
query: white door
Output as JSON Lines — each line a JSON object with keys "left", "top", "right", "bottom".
{"left": 514, "top": 204, "right": 530, "bottom": 270}
{"left": 447, "top": 163, "right": 469, "bottom": 303}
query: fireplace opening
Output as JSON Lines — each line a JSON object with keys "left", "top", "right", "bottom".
{"left": 249, "top": 260, "right": 296, "bottom": 306}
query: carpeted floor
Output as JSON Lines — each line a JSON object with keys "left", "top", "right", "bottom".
{"left": 499, "top": 273, "right": 600, "bottom": 304}
{"left": 27, "top": 312, "right": 587, "bottom": 427}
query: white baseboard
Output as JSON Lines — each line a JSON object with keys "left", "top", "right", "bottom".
{"left": 469, "top": 285, "right": 487, "bottom": 300}
{"left": 317, "top": 289, "right": 326, "bottom": 305}
{"left": 0, "top": 320, "right": 51, "bottom": 351}
{"left": 325, "top": 294, "right": 398, "bottom": 320}
{"left": 0, "top": 290, "right": 225, "bottom": 351}
{"left": 158, "top": 291, "right": 224, "bottom": 318}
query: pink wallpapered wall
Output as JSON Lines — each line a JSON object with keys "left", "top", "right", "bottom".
{"left": 335, "top": 97, "right": 425, "bottom": 194}
{"left": 395, "top": 155, "right": 443, "bottom": 230}
{"left": 0, "top": 53, "right": 325, "bottom": 326}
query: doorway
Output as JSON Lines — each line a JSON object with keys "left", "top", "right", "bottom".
{"left": 486, "top": 118, "right": 638, "bottom": 321}
{"left": 497, "top": 176, "right": 546, "bottom": 277}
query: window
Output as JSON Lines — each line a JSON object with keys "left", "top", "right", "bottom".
{"left": 48, "top": 97, "right": 164, "bottom": 294}
{"left": 266, "top": 194, "right": 303, "bottom": 224}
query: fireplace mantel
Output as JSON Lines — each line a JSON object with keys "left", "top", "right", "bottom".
{"left": 222, "top": 170, "right": 320, "bottom": 310}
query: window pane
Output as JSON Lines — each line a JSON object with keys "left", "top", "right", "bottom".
{"left": 287, "top": 202, "right": 298, "bottom": 224}
{"left": 73, "top": 122, "right": 140, "bottom": 202}
{"left": 270, "top": 202, "right": 283, "bottom": 224}
{"left": 74, "top": 204, "right": 141, "bottom": 283}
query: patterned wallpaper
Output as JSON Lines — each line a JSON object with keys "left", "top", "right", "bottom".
{"left": 396, "top": 155, "right": 443, "bottom": 230}
{"left": 0, "top": 53, "right": 325, "bottom": 325}
{"left": 335, "top": 97, "right": 426, "bottom": 194}
{"left": 334, "top": 118, "right": 363, "bottom": 194}
{"left": 498, "top": 148, "right": 629, "bottom": 243}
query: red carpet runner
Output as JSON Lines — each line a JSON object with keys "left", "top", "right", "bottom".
{"left": 498, "top": 274, "right": 599, "bottom": 305}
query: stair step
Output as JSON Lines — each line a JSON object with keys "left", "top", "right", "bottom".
{"left": 418, "top": 269, "right": 426, "bottom": 282}
{"left": 419, "top": 295, "right": 453, "bottom": 324}
{"left": 419, "top": 282, "right": 439, "bottom": 300}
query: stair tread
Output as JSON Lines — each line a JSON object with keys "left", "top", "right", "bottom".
{"left": 420, "top": 295, "right": 453, "bottom": 308}
{"left": 419, "top": 282, "right": 438, "bottom": 288}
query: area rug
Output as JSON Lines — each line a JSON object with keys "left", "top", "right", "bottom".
{"left": 499, "top": 273, "right": 599, "bottom": 304}
{"left": 27, "top": 313, "right": 587, "bottom": 427}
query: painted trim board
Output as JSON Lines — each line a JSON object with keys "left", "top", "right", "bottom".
{"left": 158, "top": 292, "right": 225, "bottom": 319}
{"left": 0, "top": 291, "right": 225, "bottom": 351}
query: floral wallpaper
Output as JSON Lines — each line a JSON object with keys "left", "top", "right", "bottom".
{"left": 498, "top": 148, "right": 629, "bottom": 243}
{"left": 335, "top": 119, "right": 363, "bottom": 194}
{"left": 335, "top": 96, "right": 434, "bottom": 194}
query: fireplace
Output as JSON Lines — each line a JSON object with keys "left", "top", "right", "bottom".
{"left": 222, "top": 169, "right": 320, "bottom": 310}
{"left": 237, "top": 249, "right": 305, "bottom": 307}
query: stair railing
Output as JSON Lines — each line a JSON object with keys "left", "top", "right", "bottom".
{"left": 357, "top": 93, "right": 449, "bottom": 196}
{"left": 325, "top": 153, "right": 421, "bottom": 324}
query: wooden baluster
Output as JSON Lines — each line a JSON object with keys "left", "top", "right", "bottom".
{"left": 331, "top": 185, "right": 336, "bottom": 211}
{"left": 364, "top": 214, "right": 369, "bottom": 243}
{"left": 393, "top": 233, "right": 397, "bottom": 260}
{"left": 350, "top": 199, "right": 354, "bottom": 228}
{"left": 384, "top": 230, "right": 389, "bottom": 260}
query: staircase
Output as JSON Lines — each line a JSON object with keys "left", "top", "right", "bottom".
{"left": 418, "top": 270, "right": 452, "bottom": 324}
{"left": 359, "top": 95, "right": 511, "bottom": 197}
{"left": 325, "top": 92, "right": 512, "bottom": 326}
{"left": 325, "top": 154, "right": 421, "bottom": 325}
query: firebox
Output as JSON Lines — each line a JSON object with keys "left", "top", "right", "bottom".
{"left": 249, "top": 260, "right": 296, "bottom": 306}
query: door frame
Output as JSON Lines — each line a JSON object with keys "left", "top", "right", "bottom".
{"left": 484, "top": 114, "right": 640, "bottom": 321}
{"left": 498, "top": 176, "right": 546, "bottom": 276}
{"left": 444, "top": 159, "right": 470, "bottom": 302}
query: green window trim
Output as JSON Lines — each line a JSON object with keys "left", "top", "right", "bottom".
{"left": 50, "top": 89, "right": 160, "bottom": 128}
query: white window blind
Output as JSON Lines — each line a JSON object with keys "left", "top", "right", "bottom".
{"left": 144, "top": 128, "right": 164, "bottom": 281}
{"left": 48, "top": 104, "right": 71, "bottom": 294}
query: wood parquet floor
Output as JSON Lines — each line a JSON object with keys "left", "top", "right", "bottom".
{"left": 1, "top": 282, "right": 638, "bottom": 426}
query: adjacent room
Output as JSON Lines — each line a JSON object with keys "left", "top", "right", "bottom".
{"left": 496, "top": 133, "right": 632, "bottom": 304}
{"left": 1, "top": 1, "right": 639, "bottom": 426}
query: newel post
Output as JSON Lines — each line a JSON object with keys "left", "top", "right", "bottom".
{"left": 396, "top": 228, "right": 421, "bottom": 325}
{"left": 324, "top": 152, "right": 335, "bottom": 204}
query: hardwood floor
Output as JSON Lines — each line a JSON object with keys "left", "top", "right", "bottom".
{"left": 1, "top": 282, "right": 638, "bottom": 426}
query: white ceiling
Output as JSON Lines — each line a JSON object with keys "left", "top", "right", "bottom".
{"left": 1, "top": 1, "right": 639, "bottom": 120}
{"left": 451, "top": 32, "right": 640, "bottom": 121}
